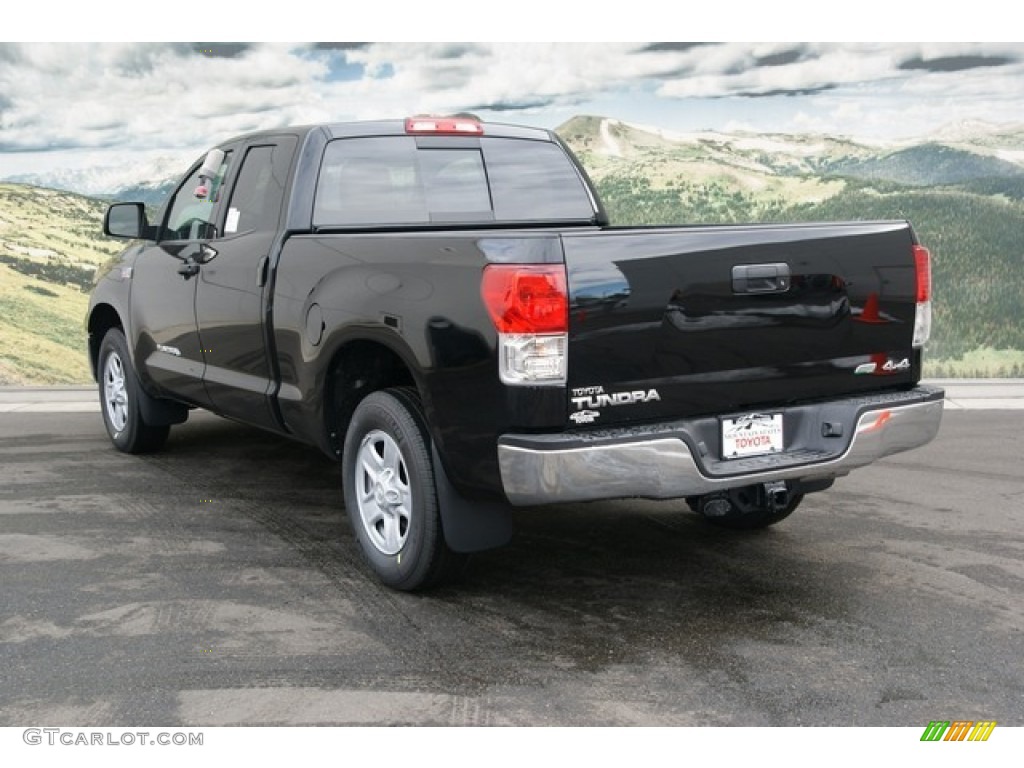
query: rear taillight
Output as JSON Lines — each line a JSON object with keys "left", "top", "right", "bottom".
{"left": 481, "top": 264, "right": 568, "bottom": 385}
{"left": 913, "top": 245, "right": 931, "bottom": 303}
{"left": 482, "top": 265, "right": 567, "bottom": 334}
{"left": 912, "top": 244, "right": 932, "bottom": 348}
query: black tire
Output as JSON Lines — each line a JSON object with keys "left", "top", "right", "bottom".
{"left": 97, "top": 328, "right": 170, "bottom": 454}
{"left": 691, "top": 488, "right": 804, "bottom": 530}
{"left": 342, "top": 388, "right": 466, "bottom": 591}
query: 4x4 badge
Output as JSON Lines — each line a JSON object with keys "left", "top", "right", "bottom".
{"left": 855, "top": 358, "right": 910, "bottom": 375}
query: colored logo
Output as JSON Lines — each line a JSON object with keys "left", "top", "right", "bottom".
{"left": 920, "top": 720, "right": 996, "bottom": 742}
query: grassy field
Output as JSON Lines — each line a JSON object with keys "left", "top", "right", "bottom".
{"left": 924, "top": 348, "right": 1024, "bottom": 379}
{"left": 0, "top": 183, "right": 117, "bottom": 385}
{"left": 0, "top": 261, "right": 93, "bottom": 384}
{"left": 0, "top": 184, "right": 120, "bottom": 266}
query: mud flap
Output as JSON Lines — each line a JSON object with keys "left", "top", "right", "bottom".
{"left": 135, "top": 374, "right": 189, "bottom": 426}
{"left": 432, "top": 444, "right": 514, "bottom": 553}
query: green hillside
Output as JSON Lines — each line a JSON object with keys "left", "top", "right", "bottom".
{"left": 827, "top": 144, "right": 1024, "bottom": 186}
{"left": 0, "top": 184, "right": 120, "bottom": 384}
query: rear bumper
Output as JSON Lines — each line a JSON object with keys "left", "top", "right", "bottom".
{"left": 497, "top": 386, "right": 944, "bottom": 506}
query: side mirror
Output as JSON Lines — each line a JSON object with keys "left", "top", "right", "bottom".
{"left": 104, "top": 203, "right": 149, "bottom": 239}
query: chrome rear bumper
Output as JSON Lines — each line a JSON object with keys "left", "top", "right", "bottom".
{"left": 498, "top": 387, "right": 944, "bottom": 506}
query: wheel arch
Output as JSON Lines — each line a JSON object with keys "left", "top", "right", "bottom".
{"left": 87, "top": 303, "right": 124, "bottom": 382}
{"left": 322, "top": 335, "right": 422, "bottom": 459}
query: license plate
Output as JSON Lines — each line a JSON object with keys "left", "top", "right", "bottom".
{"left": 722, "top": 413, "right": 784, "bottom": 459}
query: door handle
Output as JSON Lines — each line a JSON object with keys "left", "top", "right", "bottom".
{"left": 732, "top": 263, "right": 791, "bottom": 294}
{"left": 177, "top": 259, "right": 200, "bottom": 279}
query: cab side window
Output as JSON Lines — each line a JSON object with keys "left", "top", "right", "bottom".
{"left": 161, "top": 152, "right": 232, "bottom": 241}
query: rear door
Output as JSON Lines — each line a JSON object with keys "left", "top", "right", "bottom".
{"left": 195, "top": 136, "right": 298, "bottom": 429}
{"left": 562, "top": 222, "right": 920, "bottom": 426}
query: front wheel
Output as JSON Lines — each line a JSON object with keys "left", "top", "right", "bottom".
{"left": 342, "top": 389, "right": 466, "bottom": 591}
{"left": 97, "top": 328, "right": 170, "bottom": 454}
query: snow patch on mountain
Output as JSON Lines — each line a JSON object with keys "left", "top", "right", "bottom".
{"left": 598, "top": 119, "right": 623, "bottom": 157}
{"left": 617, "top": 120, "right": 724, "bottom": 144}
{"left": 3, "top": 152, "right": 193, "bottom": 196}
{"left": 930, "top": 120, "right": 1007, "bottom": 142}
{"left": 730, "top": 137, "right": 826, "bottom": 157}
{"left": 995, "top": 149, "right": 1024, "bottom": 165}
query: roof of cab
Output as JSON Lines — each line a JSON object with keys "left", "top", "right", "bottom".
{"left": 325, "top": 119, "right": 553, "bottom": 142}
{"left": 214, "top": 119, "right": 555, "bottom": 148}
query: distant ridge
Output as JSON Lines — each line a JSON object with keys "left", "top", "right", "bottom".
{"left": 4, "top": 152, "right": 189, "bottom": 202}
{"left": 555, "top": 115, "right": 1024, "bottom": 185}
{"left": 4, "top": 114, "right": 1024, "bottom": 198}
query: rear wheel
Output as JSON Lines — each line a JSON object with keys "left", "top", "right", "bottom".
{"left": 97, "top": 328, "right": 170, "bottom": 454}
{"left": 688, "top": 485, "right": 804, "bottom": 530}
{"left": 342, "top": 389, "right": 466, "bottom": 591}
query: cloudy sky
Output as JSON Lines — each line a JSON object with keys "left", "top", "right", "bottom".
{"left": 2, "top": 41, "right": 1023, "bottom": 192}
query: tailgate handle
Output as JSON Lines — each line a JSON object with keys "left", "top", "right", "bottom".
{"left": 732, "top": 263, "right": 790, "bottom": 294}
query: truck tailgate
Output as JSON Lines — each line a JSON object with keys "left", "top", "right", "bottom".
{"left": 562, "top": 221, "right": 921, "bottom": 426}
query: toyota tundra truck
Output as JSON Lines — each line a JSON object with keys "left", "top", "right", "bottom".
{"left": 88, "top": 116, "right": 944, "bottom": 590}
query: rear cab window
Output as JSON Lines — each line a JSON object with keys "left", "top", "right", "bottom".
{"left": 313, "top": 136, "right": 595, "bottom": 228}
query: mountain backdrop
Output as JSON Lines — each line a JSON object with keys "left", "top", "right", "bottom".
{"left": 1, "top": 115, "right": 1023, "bottom": 384}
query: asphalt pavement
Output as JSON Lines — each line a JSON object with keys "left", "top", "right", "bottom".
{"left": 0, "top": 386, "right": 1021, "bottom": 726}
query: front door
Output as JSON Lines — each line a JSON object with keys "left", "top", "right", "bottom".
{"left": 130, "top": 150, "right": 234, "bottom": 406}
{"left": 195, "top": 136, "right": 298, "bottom": 430}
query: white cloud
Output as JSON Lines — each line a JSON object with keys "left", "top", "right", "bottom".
{"left": 2, "top": 42, "right": 1023, "bottom": 192}
{"left": 0, "top": 43, "right": 329, "bottom": 152}
{"left": 655, "top": 43, "right": 1024, "bottom": 99}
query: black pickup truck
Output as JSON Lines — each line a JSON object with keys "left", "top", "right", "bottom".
{"left": 89, "top": 116, "right": 944, "bottom": 590}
